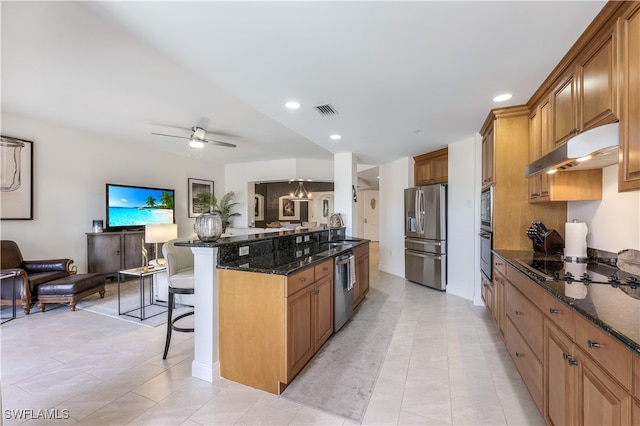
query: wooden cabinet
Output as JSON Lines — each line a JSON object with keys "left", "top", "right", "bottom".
{"left": 550, "top": 31, "right": 617, "bottom": 148}
{"left": 219, "top": 258, "right": 334, "bottom": 394}
{"left": 552, "top": 72, "right": 578, "bottom": 146}
{"left": 481, "top": 127, "right": 494, "bottom": 188}
{"left": 528, "top": 103, "right": 551, "bottom": 202}
{"left": 490, "top": 253, "right": 635, "bottom": 425}
{"left": 492, "top": 257, "right": 506, "bottom": 338}
{"left": 480, "top": 107, "right": 567, "bottom": 250}
{"left": 545, "top": 318, "right": 632, "bottom": 426}
{"left": 353, "top": 242, "right": 370, "bottom": 308}
{"left": 481, "top": 274, "right": 493, "bottom": 314}
{"left": 618, "top": 2, "right": 640, "bottom": 191}
{"left": 87, "top": 231, "right": 152, "bottom": 278}
{"left": 286, "top": 269, "right": 334, "bottom": 378}
{"left": 414, "top": 147, "right": 448, "bottom": 186}
{"left": 529, "top": 98, "right": 604, "bottom": 203}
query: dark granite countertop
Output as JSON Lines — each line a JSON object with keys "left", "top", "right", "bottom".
{"left": 494, "top": 249, "right": 640, "bottom": 355}
{"left": 174, "top": 227, "right": 333, "bottom": 248}
{"left": 218, "top": 239, "right": 368, "bottom": 276}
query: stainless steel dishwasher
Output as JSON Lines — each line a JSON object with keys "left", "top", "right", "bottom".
{"left": 334, "top": 252, "right": 354, "bottom": 332}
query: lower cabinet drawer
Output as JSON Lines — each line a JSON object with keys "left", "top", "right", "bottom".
{"left": 506, "top": 281, "right": 544, "bottom": 361}
{"left": 506, "top": 318, "right": 543, "bottom": 412}
{"left": 544, "top": 291, "right": 575, "bottom": 339}
{"left": 575, "top": 314, "right": 632, "bottom": 391}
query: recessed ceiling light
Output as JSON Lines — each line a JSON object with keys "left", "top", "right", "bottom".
{"left": 285, "top": 101, "right": 301, "bottom": 109}
{"left": 493, "top": 93, "right": 513, "bottom": 102}
{"left": 330, "top": 134, "right": 341, "bottom": 140}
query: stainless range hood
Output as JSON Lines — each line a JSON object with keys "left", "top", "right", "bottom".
{"left": 525, "top": 122, "right": 619, "bottom": 177}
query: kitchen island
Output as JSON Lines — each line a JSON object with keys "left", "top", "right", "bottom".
{"left": 488, "top": 249, "right": 640, "bottom": 425}
{"left": 174, "top": 227, "right": 369, "bottom": 388}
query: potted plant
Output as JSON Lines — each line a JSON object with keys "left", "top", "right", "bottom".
{"left": 195, "top": 191, "right": 240, "bottom": 233}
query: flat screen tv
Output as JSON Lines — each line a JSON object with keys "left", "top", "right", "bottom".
{"left": 105, "top": 183, "right": 175, "bottom": 231}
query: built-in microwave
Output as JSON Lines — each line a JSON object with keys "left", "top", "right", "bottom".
{"left": 480, "top": 186, "right": 493, "bottom": 231}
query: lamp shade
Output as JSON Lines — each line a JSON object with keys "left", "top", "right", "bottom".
{"left": 145, "top": 223, "right": 178, "bottom": 243}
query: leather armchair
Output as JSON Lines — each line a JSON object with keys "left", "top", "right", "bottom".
{"left": 1, "top": 240, "right": 76, "bottom": 314}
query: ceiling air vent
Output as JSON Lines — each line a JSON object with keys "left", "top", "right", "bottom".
{"left": 313, "top": 103, "right": 338, "bottom": 116}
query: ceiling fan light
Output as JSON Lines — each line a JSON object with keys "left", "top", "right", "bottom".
{"left": 189, "top": 140, "right": 204, "bottom": 149}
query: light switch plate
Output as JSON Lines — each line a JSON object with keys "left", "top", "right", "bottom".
{"left": 239, "top": 246, "right": 249, "bottom": 256}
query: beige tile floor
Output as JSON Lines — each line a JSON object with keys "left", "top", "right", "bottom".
{"left": 1, "top": 243, "right": 543, "bottom": 425}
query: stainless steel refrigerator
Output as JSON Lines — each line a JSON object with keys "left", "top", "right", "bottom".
{"left": 404, "top": 184, "right": 447, "bottom": 290}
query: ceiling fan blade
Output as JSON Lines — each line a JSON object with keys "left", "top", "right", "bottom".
{"left": 151, "top": 132, "right": 190, "bottom": 140}
{"left": 204, "top": 139, "right": 237, "bottom": 148}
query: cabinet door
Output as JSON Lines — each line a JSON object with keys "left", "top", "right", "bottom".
{"left": 482, "top": 125, "right": 495, "bottom": 187}
{"left": 576, "top": 348, "right": 632, "bottom": 425}
{"left": 357, "top": 253, "right": 369, "bottom": 299}
{"left": 618, "top": 3, "right": 640, "bottom": 191}
{"left": 414, "top": 159, "right": 432, "bottom": 186}
{"left": 577, "top": 33, "right": 617, "bottom": 131}
{"left": 87, "top": 233, "right": 121, "bottom": 274}
{"left": 314, "top": 276, "right": 333, "bottom": 349}
{"left": 544, "top": 321, "right": 576, "bottom": 426}
{"left": 431, "top": 154, "right": 448, "bottom": 183}
{"left": 122, "top": 232, "right": 144, "bottom": 270}
{"left": 287, "top": 286, "right": 314, "bottom": 378}
{"left": 553, "top": 73, "right": 577, "bottom": 146}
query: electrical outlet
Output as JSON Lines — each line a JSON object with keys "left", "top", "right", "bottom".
{"left": 239, "top": 246, "right": 249, "bottom": 256}
{"left": 304, "top": 235, "right": 310, "bottom": 242}
{"left": 296, "top": 236, "right": 302, "bottom": 244}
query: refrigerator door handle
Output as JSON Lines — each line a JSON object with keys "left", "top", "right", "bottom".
{"left": 417, "top": 189, "right": 425, "bottom": 235}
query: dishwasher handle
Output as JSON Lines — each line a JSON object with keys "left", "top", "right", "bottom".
{"left": 335, "top": 252, "right": 353, "bottom": 266}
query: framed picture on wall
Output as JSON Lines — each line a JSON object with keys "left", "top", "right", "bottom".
{"left": 279, "top": 196, "right": 299, "bottom": 220}
{"left": 1, "top": 136, "right": 33, "bottom": 220}
{"left": 188, "top": 178, "right": 214, "bottom": 218}
{"left": 254, "top": 194, "right": 264, "bottom": 221}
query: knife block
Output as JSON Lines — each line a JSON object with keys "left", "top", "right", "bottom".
{"left": 533, "top": 229, "right": 565, "bottom": 254}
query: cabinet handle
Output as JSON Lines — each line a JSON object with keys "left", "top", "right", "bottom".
{"left": 531, "top": 192, "right": 540, "bottom": 197}
{"left": 587, "top": 340, "right": 600, "bottom": 348}
{"left": 549, "top": 308, "right": 559, "bottom": 314}
{"left": 495, "top": 262, "right": 504, "bottom": 266}
{"left": 515, "top": 311, "right": 523, "bottom": 316}
{"left": 515, "top": 352, "right": 523, "bottom": 358}
{"left": 300, "top": 277, "right": 306, "bottom": 283}
{"left": 563, "top": 353, "right": 579, "bottom": 366}
{"left": 312, "top": 289, "right": 319, "bottom": 295}
{"left": 323, "top": 267, "right": 328, "bottom": 271}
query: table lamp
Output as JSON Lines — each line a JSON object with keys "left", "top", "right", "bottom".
{"left": 145, "top": 223, "right": 178, "bottom": 268}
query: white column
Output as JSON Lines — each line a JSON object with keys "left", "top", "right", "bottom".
{"left": 334, "top": 152, "right": 357, "bottom": 236}
{"left": 190, "top": 246, "right": 219, "bottom": 382}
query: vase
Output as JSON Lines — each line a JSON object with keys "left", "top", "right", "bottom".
{"left": 195, "top": 211, "right": 223, "bottom": 242}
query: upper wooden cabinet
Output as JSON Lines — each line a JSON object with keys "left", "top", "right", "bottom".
{"left": 618, "top": 2, "right": 640, "bottom": 191}
{"left": 551, "top": 31, "right": 618, "bottom": 147}
{"left": 414, "top": 147, "right": 448, "bottom": 186}
{"left": 481, "top": 127, "right": 494, "bottom": 188}
{"left": 527, "top": 1, "right": 639, "bottom": 193}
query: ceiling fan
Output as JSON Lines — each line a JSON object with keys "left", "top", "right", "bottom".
{"left": 152, "top": 126, "right": 236, "bottom": 149}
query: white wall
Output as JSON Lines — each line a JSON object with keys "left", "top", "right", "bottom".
{"left": 568, "top": 164, "right": 640, "bottom": 253}
{"left": 378, "top": 157, "right": 413, "bottom": 277}
{"left": 1, "top": 112, "right": 224, "bottom": 272}
{"left": 334, "top": 152, "right": 357, "bottom": 236}
{"left": 224, "top": 158, "right": 333, "bottom": 227}
{"left": 446, "top": 135, "right": 481, "bottom": 302}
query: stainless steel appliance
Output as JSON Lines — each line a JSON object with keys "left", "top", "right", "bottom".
{"left": 334, "top": 252, "right": 354, "bottom": 331}
{"left": 480, "top": 186, "right": 493, "bottom": 281}
{"left": 404, "top": 184, "right": 447, "bottom": 290}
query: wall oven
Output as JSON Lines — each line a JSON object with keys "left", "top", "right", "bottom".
{"left": 480, "top": 186, "right": 493, "bottom": 281}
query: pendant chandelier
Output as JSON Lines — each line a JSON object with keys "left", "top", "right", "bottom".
{"left": 289, "top": 180, "right": 312, "bottom": 201}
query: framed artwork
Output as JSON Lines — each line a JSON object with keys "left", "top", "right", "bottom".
{"left": 254, "top": 194, "right": 264, "bottom": 221}
{"left": 1, "top": 136, "right": 33, "bottom": 220}
{"left": 323, "top": 199, "right": 330, "bottom": 217}
{"left": 188, "top": 178, "right": 214, "bottom": 218}
{"left": 278, "top": 196, "right": 299, "bottom": 220}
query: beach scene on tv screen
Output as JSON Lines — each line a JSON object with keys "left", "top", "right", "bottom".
{"left": 109, "top": 186, "right": 174, "bottom": 226}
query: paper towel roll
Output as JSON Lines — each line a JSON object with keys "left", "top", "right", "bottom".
{"left": 564, "top": 221, "right": 588, "bottom": 259}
